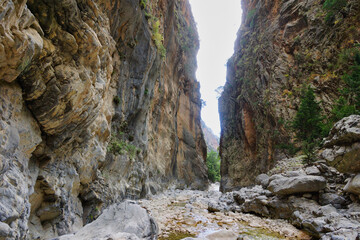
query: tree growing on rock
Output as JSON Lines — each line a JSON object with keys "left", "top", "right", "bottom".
{"left": 292, "top": 86, "right": 323, "bottom": 164}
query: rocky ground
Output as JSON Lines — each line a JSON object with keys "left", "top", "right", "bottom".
{"left": 42, "top": 116, "right": 360, "bottom": 240}
{"left": 47, "top": 161, "right": 360, "bottom": 240}
{"left": 140, "top": 184, "right": 310, "bottom": 240}
{"left": 53, "top": 184, "right": 310, "bottom": 240}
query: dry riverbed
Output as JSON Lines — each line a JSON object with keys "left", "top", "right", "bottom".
{"left": 139, "top": 184, "right": 311, "bottom": 240}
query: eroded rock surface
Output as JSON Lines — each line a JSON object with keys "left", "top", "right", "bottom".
{"left": 0, "top": 0, "right": 207, "bottom": 238}
{"left": 56, "top": 201, "right": 157, "bottom": 240}
{"left": 267, "top": 175, "right": 326, "bottom": 195}
{"left": 219, "top": 0, "right": 360, "bottom": 190}
{"left": 321, "top": 115, "right": 360, "bottom": 173}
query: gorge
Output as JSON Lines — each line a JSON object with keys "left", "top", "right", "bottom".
{"left": 1, "top": 0, "right": 360, "bottom": 239}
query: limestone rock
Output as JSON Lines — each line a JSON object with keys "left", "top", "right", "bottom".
{"left": 0, "top": 0, "right": 43, "bottom": 82}
{"left": 56, "top": 201, "right": 157, "bottom": 240}
{"left": 319, "top": 193, "right": 347, "bottom": 209}
{"left": 321, "top": 115, "right": 360, "bottom": 173}
{"left": 231, "top": 184, "right": 360, "bottom": 238}
{"left": 324, "top": 115, "right": 360, "bottom": 147}
{"left": 255, "top": 174, "right": 270, "bottom": 188}
{"left": 305, "top": 166, "right": 321, "bottom": 176}
{"left": 0, "top": 0, "right": 208, "bottom": 238}
{"left": 0, "top": 222, "right": 11, "bottom": 240}
{"left": 204, "top": 230, "right": 238, "bottom": 240}
{"left": 267, "top": 175, "right": 326, "bottom": 195}
{"left": 201, "top": 120, "right": 220, "bottom": 152}
{"left": 344, "top": 174, "right": 360, "bottom": 195}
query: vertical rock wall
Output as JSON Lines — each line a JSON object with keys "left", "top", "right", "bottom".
{"left": 219, "top": 0, "right": 360, "bottom": 192}
{"left": 0, "top": 0, "right": 207, "bottom": 239}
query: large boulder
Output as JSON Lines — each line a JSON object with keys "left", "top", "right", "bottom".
{"left": 344, "top": 174, "right": 360, "bottom": 195}
{"left": 321, "top": 115, "right": 360, "bottom": 173}
{"left": 267, "top": 175, "right": 326, "bottom": 195}
{"left": 56, "top": 201, "right": 158, "bottom": 240}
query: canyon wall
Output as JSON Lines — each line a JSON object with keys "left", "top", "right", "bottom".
{"left": 201, "top": 120, "right": 219, "bottom": 152}
{"left": 0, "top": 0, "right": 207, "bottom": 239}
{"left": 219, "top": 0, "right": 360, "bottom": 191}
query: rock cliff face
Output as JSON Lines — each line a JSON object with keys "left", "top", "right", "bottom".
{"left": 0, "top": 0, "right": 207, "bottom": 239}
{"left": 219, "top": 0, "right": 360, "bottom": 191}
{"left": 201, "top": 120, "right": 219, "bottom": 152}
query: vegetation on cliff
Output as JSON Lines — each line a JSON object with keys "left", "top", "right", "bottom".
{"left": 207, "top": 150, "right": 221, "bottom": 182}
{"left": 331, "top": 50, "right": 360, "bottom": 121}
{"left": 290, "top": 50, "right": 360, "bottom": 163}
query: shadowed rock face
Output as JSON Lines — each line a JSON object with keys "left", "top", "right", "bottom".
{"left": 219, "top": 0, "right": 360, "bottom": 191}
{"left": 0, "top": 0, "right": 207, "bottom": 238}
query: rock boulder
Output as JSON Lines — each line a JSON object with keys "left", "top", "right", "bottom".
{"left": 267, "top": 175, "right": 326, "bottom": 195}
{"left": 344, "top": 174, "right": 360, "bottom": 195}
{"left": 321, "top": 115, "right": 360, "bottom": 173}
{"left": 56, "top": 201, "right": 157, "bottom": 240}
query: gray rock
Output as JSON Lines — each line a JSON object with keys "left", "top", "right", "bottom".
{"left": 267, "top": 175, "right": 326, "bottom": 195}
{"left": 207, "top": 201, "right": 225, "bottom": 213}
{"left": 344, "top": 174, "right": 360, "bottom": 195}
{"left": 204, "top": 230, "right": 238, "bottom": 240}
{"left": 348, "top": 203, "right": 360, "bottom": 213}
{"left": 255, "top": 174, "right": 270, "bottom": 188}
{"left": 0, "top": 222, "right": 11, "bottom": 239}
{"left": 319, "top": 193, "right": 347, "bottom": 209}
{"left": 268, "top": 174, "right": 284, "bottom": 182}
{"left": 242, "top": 198, "right": 270, "bottom": 217}
{"left": 305, "top": 166, "right": 321, "bottom": 176}
{"left": 56, "top": 201, "right": 158, "bottom": 240}
{"left": 324, "top": 115, "right": 360, "bottom": 147}
{"left": 283, "top": 170, "right": 306, "bottom": 177}
{"left": 321, "top": 115, "right": 360, "bottom": 173}
{"left": 321, "top": 229, "right": 359, "bottom": 240}
{"left": 233, "top": 186, "right": 271, "bottom": 205}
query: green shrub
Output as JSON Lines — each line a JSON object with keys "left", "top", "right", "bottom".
{"left": 107, "top": 139, "right": 126, "bottom": 155}
{"left": 139, "top": 0, "right": 147, "bottom": 9}
{"left": 342, "top": 52, "right": 360, "bottom": 107}
{"left": 276, "top": 143, "right": 299, "bottom": 156}
{"left": 323, "top": 0, "right": 347, "bottom": 23}
{"left": 152, "top": 19, "right": 166, "bottom": 58}
{"left": 113, "top": 96, "right": 121, "bottom": 105}
{"left": 323, "top": 0, "right": 347, "bottom": 11}
{"left": 247, "top": 9, "right": 256, "bottom": 28}
{"left": 328, "top": 51, "right": 360, "bottom": 124}
{"left": 207, "top": 150, "right": 220, "bottom": 182}
{"left": 331, "top": 97, "right": 357, "bottom": 121}
{"left": 107, "top": 133, "right": 139, "bottom": 159}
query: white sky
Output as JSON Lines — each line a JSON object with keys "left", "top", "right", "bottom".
{"left": 189, "top": 0, "right": 242, "bottom": 136}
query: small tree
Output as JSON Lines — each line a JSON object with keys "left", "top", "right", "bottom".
{"left": 206, "top": 150, "right": 221, "bottom": 182}
{"left": 293, "top": 87, "right": 323, "bottom": 142}
{"left": 292, "top": 87, "right": 323, "bottom": 163}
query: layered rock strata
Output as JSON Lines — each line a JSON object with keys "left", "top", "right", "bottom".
{"left": 219, "top": 0, "right": 360, "bottom": 191}
{"left": 0, "top": 0, "right": 207, "bottom": 239}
